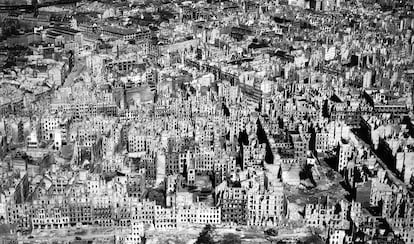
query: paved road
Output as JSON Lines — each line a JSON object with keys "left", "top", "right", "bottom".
{"left": 22, "top": 226, "right": 124, "bottom": 243}
{"left": 353, "top": 133, "right": 408, "bottom": 191}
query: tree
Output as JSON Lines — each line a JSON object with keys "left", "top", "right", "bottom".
{"left": 264, "top": 229, "right": 278, "bottom": 236}
{"left": 1, "top": 19, "right": 20, "bottom": 38}
{"left": 196, "top": 224, "right": 215, "bottom": 244}
{"left": 220, "top": 233, "right": 241, "bottom": 244}
{"left": 264, "top": 228, "right": 278, "bottom": 243}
